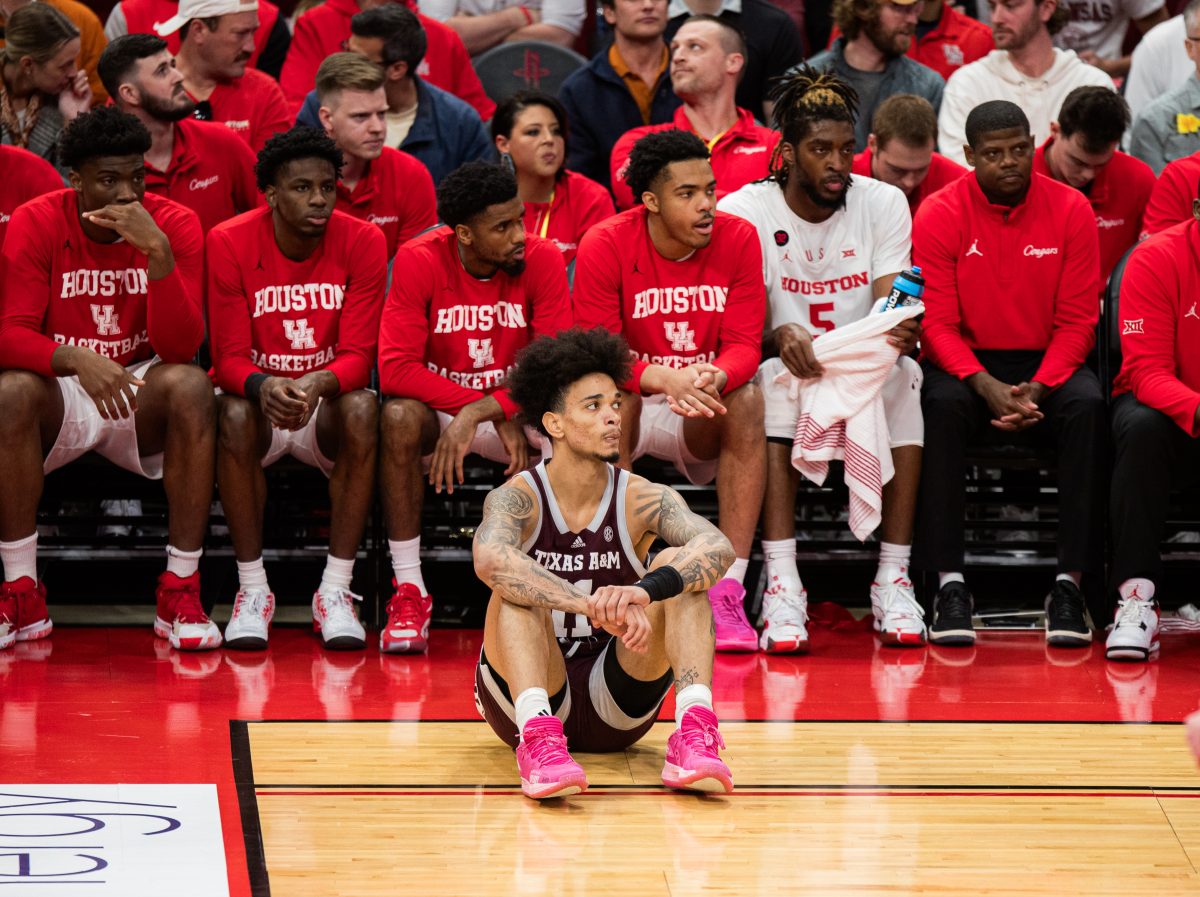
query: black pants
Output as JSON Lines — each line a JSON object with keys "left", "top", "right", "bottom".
{"left": 1110, "top": 392, "right": 1200, "bottom": 588}
{"left": 914, "top": 351, "right": 1107, "bottom": 573}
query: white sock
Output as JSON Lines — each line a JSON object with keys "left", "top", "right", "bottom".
{"left": 675, "top": 683, "right": 713, "bottom": 727}
{"left": 939, "top": 572, "right": 965, "bottom": 588}
{"left": 0, "top": 533, "right": 37, "bottom": 582}
{"left": 388, "top": 537, "right": 427, "bottom": 595}
{"left": 514, "top": 687, "right": 552, "bottom": 733}
{"left": 1056, "top": 572, "right": 1081, "bottom": 586}
{"left": 1119, "top": 578, "right": 1155, "bottom": 602}
{"left": 724, "top": 557, "right": 749, "bottom": 585}
{"left": 762, "top": 538, "right": 802, "bottom": 590}
{"left": 237, "top": 558, "right": 270, "bottom": 593}
{"left": 165, "top": 545, "right": 202, "bottom": 579}
{"left": 319, "top": 555, "right": 355, "bottom": 595}
{"left": 875, "top": 541, "right": 912, "bottom": 584}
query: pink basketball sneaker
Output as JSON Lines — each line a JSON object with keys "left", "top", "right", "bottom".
{"left": 662, "top": 705, "right": 734, "bottom": 793}
{"left": 515, "top": 715, "right": 588, "bottom": 800}
{"left": 708, "top": 579, "right": 758, "bottom": 652}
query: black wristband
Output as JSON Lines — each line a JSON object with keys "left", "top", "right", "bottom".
{"left": 635, "top": 566, "right": 685, "bottom": 602}
{"left": 244, "top": 372, "right": 269, "bottom": 400}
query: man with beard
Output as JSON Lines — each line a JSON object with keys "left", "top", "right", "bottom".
{"left": 376, "top": 162, "right": 571, "bottom": 654}
{"left": 798, "top": 0, "right": 945, "bottom": 152}
{"left": 914, "top": 100, "right": 1105, "bottom": 648}
{"left": 719, "top": 67, "right": 925, "bottom": 652}
{"left": 609, "top": 16, "right": 778, "bottom": 210}
{"left": 938, "top": 0, "right": 1114, "bottom": 166}
{"left": 575, "top": 130, "right": 767, "bottom": 654}
{"left": 99, "top": 34, "right": 258, "bottom": 234}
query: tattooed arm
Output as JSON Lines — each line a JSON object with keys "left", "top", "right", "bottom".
{"left": 630, "top": 476, "right": 734, "bottom": 592}
{"left": 472, "top": 480, "right": 592, "bottom": 615}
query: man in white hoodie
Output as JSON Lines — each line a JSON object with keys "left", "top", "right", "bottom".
{"left": 937, "top": 0, "right": 1114, "bottom": 166}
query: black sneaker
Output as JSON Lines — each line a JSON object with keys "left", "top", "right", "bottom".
{"left": 929, "top": 581, "right": 975, "bottom": 646}
{"left": 1045, "top": 579, "right": 1092, "bottom": 647}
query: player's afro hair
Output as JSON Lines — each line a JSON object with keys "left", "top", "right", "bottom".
{"left": 58, "top": 106, "right": 151, "bottom": 172}
{"left": 254, "top": 126, "right": 344, "bottom": 193}
{"left": 622, "top": 129, "right": 709, "bottom": 204}
{"left": 436, "top": 161, "right": 518, "bottom": 228}
{"left": 508, "top": 328, "right": 633, "bottom": 437}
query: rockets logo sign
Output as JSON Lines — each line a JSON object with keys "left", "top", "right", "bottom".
{"left": 90, "top": 305, "right": 121, "bottom": 336}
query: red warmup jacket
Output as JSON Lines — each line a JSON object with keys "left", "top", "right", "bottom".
{"left": 609, "top": 107, "right": 779, "bottom": 210}
{"left": 913, "top": 172, "right": 1100, "bottom": 390}
{"left": 118, "top": 0, "right": 279, "bottom": 67}
{"left": 851, "top": 147, "right": 967, "bottom": 216}
{"left": 0, "top": 146, "right": 63, "bottom": 252}
{"left": 378, "top": 227, "right": 571, "bottom": 417}
{"left": 336, "top": 147, "right": 436, "bottom": 260}
{"left": 0, "top": 190, "right": 204, "bottom": 374}
{"left": 1033, "top": 139, "right": 1155, "bottom": 282}
{"left": 187, "top": 68, "right": 290, "bottom": 154}
{"left": 1113, "top": 220, "right": 1200, "bottom": 435}
{"left": 143, "top": 118, "right": 260, "bottom": 234}
{"left": 279, "top": 0, "right": 495, "bottom": 121}
{"left": 1142, "top": 152, "right": 1200, "bottom": 236}
{"left": 206, "top": 207, "right": 388, "bottom": 396}
{"left": 572, "top": 207, "right": 764, "bottom": 394}
{"left": 522, "top": 169, "right": 616, "bottom": 267}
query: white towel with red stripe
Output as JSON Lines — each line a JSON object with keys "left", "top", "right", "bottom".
{"left": 773, "top": 303, "right": 923, "bottom": 541}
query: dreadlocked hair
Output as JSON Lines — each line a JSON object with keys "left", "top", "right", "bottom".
{"left": 767, "top": 66, "right": 858, "bottom": 186}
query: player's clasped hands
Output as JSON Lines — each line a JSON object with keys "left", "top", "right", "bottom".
{"left": 663, "top": 363, "right": 727, "bottom": 419}
{"left": 975, "top": 374, "right": 1045, "bottom": 432}
{"left": 260, "top": 376, "right": 314, "bottom": 432}
{"left": 588, "top": 584, "right": 652, "bottom": 653}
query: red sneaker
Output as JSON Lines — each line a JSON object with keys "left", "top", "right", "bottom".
{"left": 379, "top": 581, "right": 432, "bottom": 654}
{"left": 2, "top": 577, "right": 52, "bottom": 644}
{"left": 154, "top": 571, "right": 222, "bottom": 651}
{"left": 0, "top": 587, "right": 15, "bottom": 650}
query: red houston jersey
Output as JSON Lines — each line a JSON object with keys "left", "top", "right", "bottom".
{"left": 143, "top": 118, "right": 260, "bottom": 234}
{"left": 0, "top": 190, "right": 204, "bottom": 374}
{"left": 851, "top": 147, "right": 967, "bottom": 217}
{"left": 206, "top": 206, "right": 388, "bottom": 395}
{"left": 0, "top": 146, "right": 63, "bottom": 252}
{"left": 118, "top": 0, "right": 280, "bottom": 67}
{"left": 1142, "top": 152, "right": 1200, "bottom": 236}
{"left": 378, "top": 227, "right": 571, "bottom": 417}
{"left": 188, "top": 68, "right": 289, "bottom": 153}
{"left": 572, "top": 207, "right": 765, "bottom": 393}
{"left": 336, "top": 147, "right": 437, "bottom": 259}
{"left": 1033, "top": 139, "right": 1154, "bottom": 282}
{"left": 522, "top": 170, "right": 616, "bottom": 267}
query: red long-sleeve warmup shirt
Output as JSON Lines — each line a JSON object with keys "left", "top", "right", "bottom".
{"left": 336, "top": 147, "right": 436, "bottom": 260}
{"left": 378, "top": 227, "right": 572, "bottom": 417}
{"left": 913, "top": 172, "right": 1100, "bottom": 390}
{"left": 1113, "top": 220, "right": 1200, "bottom": 435}
{"left": 206, "top": 206, "right": 388, "bottom": 396}
{"left": 522, "top": 169, "right": 615, "bottom": 267}
{"left": 0, "top": 189, "right": 204, "bottom": 373}
{"left": 1142, "top": 152, "right": 1200, "bottom": 236}
{"left": 0, "top": 146, "right": 63, "bottom": 251}
{"left": 572, "top": 207, "right": 765, "bottom": 394}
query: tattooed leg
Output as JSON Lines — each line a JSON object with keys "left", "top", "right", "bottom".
{"left": 481, "top": 588, "right": 568, "bottom": 697}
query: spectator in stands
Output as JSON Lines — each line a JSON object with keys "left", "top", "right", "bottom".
{"left": 558, "top": 0, "right": 680, "bottom": 191}
{"left": 281, "top": 0, "right": 493, "bottom": 121}
{"left": 1034, "top": 87, "right": 1153, "bottom": 282}
{"left": 1130, "top": 0, "right": 1200, "bottom": 175}
{"left": 316, "top": 53, "right": 436, "bottom": 261}
{"left": 1, "top": 0, "right": 109, "bottom": 104}
{"left": 1106, "top": 193, "right": 1200, "bottom": 661}
{"left": 910, "top": 0, "right": 993, "bottom": 79}
{"left": 420, "top": 0, "right": 585, "bottom": 55}
{"left": 0, "top": 146, "right": 63, "bottom": 250}
{"left": 0, "top": 4, "right": 91, "bottom": 174}
{"left": 719, "top": 67, "right": 926, "bottom": 652}
{"left": 938, "top": 0, "right": 1114, "bottom": 167}
{"left": 207, "top": 127, "right": 388, "bottom": 652}
{"left": 105, "top": 0, "right": 290, "bottom": 80}
{"left": 663, "top": 0, "right": 806, "bottom": 120}
{"left": 492, "top": 91, "right": 614, "bottom": 267}
{"left": 376, "top": 162, "right": 572, "bottom": 654}
{"left": 1142, "top": 150, "right": 1200, "bottom": 234}
{"left": 574, "top": 130, "right": 767, "bottom": 653}
{"left": 99, "top": 34, "right": 259, "bottom": 235}
{"left": 852, "top": 93, "right": 966, "bottom": 216}
{"left": 1053, "top": 0, "right": 1167, "bottom": 79}
{"left": 913, "top": 100, "right": 1105, "bottom": 649}
{"left": 610, "top": 16, "right": 779, "bottom": 209}
{"left": 0, "top": 107, "right": 215, "bottom": 653}
{"left": 800, "top": 0, "right": 945, "bottom": 152}
{"left": 155, "top": 0, "right": 289, "bottom": 153}
{"left": 296, "top": 6, "right": 492, "bottom": 185}
{"left": 1125, "top": 13, "right": 1190, "bottom": 122}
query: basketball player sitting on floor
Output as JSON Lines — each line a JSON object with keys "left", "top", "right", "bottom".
{"left": 473, "top": 327, "right": 736, "bottom": 800}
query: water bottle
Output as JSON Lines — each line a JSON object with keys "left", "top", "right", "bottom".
{"left": 881, "top": 266, "right": 924, "bottom": 312}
